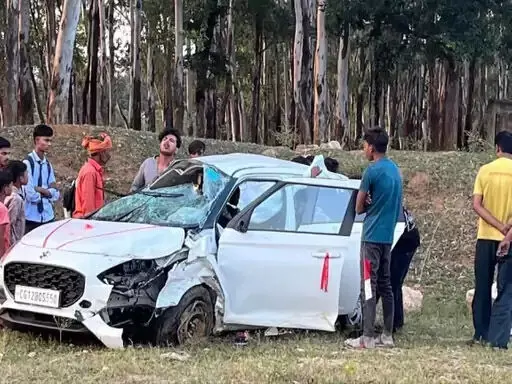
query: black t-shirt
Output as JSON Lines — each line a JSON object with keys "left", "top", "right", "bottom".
{"left": 395, "top": 209, "right": 421, "bottom": 252}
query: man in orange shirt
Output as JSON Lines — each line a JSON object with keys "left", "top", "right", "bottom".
{"left": 73, "top": 133, "right": 112, "bottom": 218}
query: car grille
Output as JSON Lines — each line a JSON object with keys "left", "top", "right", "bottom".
{"left": 3, "top": 263, "right": 85, "bottom": 308}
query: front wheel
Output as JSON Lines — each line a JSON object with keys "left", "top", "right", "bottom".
{"left": 155, "top": 286, "right": 214, "bottom": 346}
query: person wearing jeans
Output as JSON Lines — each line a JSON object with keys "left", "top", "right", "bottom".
{"left": 375, "top": 208, "right": 420, "bottom": 333}
{"left": 489, "top": 228, "right": 512, "bottom": 349}
{"left": 345, "top": 127, "right": 403, "bottom": 349}
{"left": 471, "top": 131, "right": 512, "bottom": 346}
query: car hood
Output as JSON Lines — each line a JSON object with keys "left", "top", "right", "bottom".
{"left": 19, "top": 219, "right": 186, "bottom": 259}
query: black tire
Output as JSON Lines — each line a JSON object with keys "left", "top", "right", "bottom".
{"left": 155, "top": 286, "right": 214, "bottom": 346}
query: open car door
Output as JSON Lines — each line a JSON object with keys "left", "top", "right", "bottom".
{"left": 216, "top": 178, "right": 357, "bottom": 332}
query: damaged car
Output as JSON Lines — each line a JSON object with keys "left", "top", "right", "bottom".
{"left": 0, "top": 153, "right": 405, "bottom": 348}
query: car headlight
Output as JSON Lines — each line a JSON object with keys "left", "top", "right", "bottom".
{"left": 97, "top": 249, "right": 188, "bottom": 287}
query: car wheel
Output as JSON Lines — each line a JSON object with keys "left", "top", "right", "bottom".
{"left": 347, "top": 295, "right": 362, "bottom": 327}
{"left": 155, "top": 286, "right": 214, "bottom": 346}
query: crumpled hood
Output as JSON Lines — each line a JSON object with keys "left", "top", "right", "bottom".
{"left": 19, "top": 219, "right": 186, "bottom": 259}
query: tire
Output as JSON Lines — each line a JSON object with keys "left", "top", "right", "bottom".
{"left": 155, "top": 286, "right": 214, "bottom": 346}
{"left": 338, "top": 294, "right": 362, "bottom": 330}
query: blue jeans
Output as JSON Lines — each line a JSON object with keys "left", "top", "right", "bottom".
{"left": 488, "top": 254, "right": 512, "bottom": 349}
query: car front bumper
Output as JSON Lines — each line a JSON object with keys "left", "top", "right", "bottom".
{"left": 0, "top": 266, "right": 124, "bottom": 348}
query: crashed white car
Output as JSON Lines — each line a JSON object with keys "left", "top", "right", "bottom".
{"left": 0, "top": 153, "right": 405, "bottom": 348}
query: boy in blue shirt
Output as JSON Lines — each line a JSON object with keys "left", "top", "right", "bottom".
{"left": 345, "top": 127, "right": 403, "bottom": 349}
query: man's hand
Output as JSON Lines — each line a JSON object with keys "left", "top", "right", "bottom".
{"left": 501, "top": 223, "right": 512, "bottom": 236}
{"left": 498, "top": 240, "right": 511, "bottom": 258}
{"left": 365, "top": 192, "right": 372, "bottom": 206}
{"left": 310, "top": 166, "right": 322, "bottom": 178}
{"left": 35, "top": 187, "right": 52, "bottom": 198}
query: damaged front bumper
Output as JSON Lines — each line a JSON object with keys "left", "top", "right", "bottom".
{"left": 0, "top": 276, "right": 124, "bottom": 348}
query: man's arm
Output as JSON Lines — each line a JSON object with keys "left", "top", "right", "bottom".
{"left": 473, "top": 195, "right": 508, "bottom": 234}
{"left": 130, "top": 161, "right": 147, "bottom": 192}
{"left": 356, "top": 169, "right": 372, "bottom": 214}
{"left": 23, "top": 159, "right": 43, "bottom": 204}
{"left": 48, "top": 164, "right": 60, "bottom": 202}
{"left": 7, "top": 198, "right": 22, "bottom": 243}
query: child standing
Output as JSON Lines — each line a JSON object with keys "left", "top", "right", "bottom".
{"left": 5, "top": 161, "right": 28, "bottom": 244}
{"left": 0, "top": 170, "right": 13, "bottom": 257}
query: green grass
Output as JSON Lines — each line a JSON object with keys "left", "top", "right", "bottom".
{"left": 0, "top": 294, "right": 507, "bottom": 384}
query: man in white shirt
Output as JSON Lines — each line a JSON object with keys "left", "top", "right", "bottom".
{"left": 24, "top": 124, "right": 60, "bottom": 233}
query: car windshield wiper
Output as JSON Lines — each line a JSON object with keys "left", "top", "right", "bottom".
{"left": 140, "top": 191, "right": 185, "bottom": 198}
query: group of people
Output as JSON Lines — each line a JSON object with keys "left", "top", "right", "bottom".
{"left": 0, "top": 124, "right": 206, "bottom": 259}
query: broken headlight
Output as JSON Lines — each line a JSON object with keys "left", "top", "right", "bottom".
{"left": 97, "top": 249, "right": 188, "bottom": 288}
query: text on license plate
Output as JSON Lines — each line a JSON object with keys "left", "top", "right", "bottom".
{"left": 14, "top": 285, "right": 60, "bottom": 308}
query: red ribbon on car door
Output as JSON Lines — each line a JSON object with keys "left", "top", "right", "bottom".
{"left": 320, "top": 252, "right": 329, "bottom": 292}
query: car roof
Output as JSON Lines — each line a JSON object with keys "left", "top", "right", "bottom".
{"left": 196, "top": 153, "right": 309, "bottom": 177}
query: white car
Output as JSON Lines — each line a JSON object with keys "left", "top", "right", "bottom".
{"left": 0, "top": 153, "right": 405, "bottom": 348}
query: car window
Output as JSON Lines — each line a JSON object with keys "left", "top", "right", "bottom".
{"left": 236, "top": 181, "right": 284, "bottom": 226}
{"left": 237, "top": 181, "right": 277, "bottom": 212}
{"left": 248, "top": 183, "right": 353, "bottom": 235}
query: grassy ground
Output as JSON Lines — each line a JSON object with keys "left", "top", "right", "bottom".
{"left": 0, "top": 125, "right": 506, "bottom": 383}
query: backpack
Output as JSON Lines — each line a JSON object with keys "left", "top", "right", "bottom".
{"left": 25, "top": 155, "right": 52, "bottom": 186}
{"left": 62, "top": 179, "right": 76, "bottom": 213}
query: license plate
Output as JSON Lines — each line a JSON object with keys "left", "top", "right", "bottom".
{"left": 14, "top": 285, "right": 60, "bottom": 308}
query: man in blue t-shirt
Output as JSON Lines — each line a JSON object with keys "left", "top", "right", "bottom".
{"left": 345, "top": 127, "right": 403, "bottom": 349}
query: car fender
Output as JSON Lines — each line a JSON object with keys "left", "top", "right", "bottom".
{"left": 155, "top": 256, "right": 225, "bottom": 332}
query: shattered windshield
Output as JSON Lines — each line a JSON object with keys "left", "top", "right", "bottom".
{"left": 91, "top": 165, "right": 229, "bottom": 228}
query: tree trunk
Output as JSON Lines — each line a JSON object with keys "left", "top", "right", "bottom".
{"left": 250, "top": 15, "right": 263, "bottom": 143}
{"left": 293, "top": 0, "right": 313, "bottom": 145}
{"left": 47, "top": 0, "right": 81, "bottom": 124}
{"left": 18, "top": 0, "right": 33, "bottom": 124}
{"left": 464, "top": 58, "right": 476, "bottom": 150}
{"left": 174, "top": 0, "right": 185, "bottom": 132}
{"left": 335, "top": 27, "right": 349, "bottom": 144}
{"left": 226, "top": 0, "right": 239, "bottom": 141}
{"left": 131, "top": 0, "right": 142, "bottom": 131}
{"left": 163, "top": 39, "right": 173, "bottom": 131}
{"left": 313, "top": 1, "right": 327, "bottom": 144}
{"left": 67, "top": 68, "right": 74, "bottom": 123}
{"left": 6, "top": 0, "right": 20, "bottom": 126}
{"left": 45, "top": 0, "right": 56, "bottom": 98}
{"left": 88, "top": 0, "right": 100, "bottom": 125}
{"left": 146, "top": 33, "right": 156, "bottom": 132}
{"left": 185, "top": 38, "right": 197, "bottom": 136}
{"left": 441, "top": 59, "right": 459, "bottom": 150}
{"left": 107, "top": 0, "right": 115, "bottom": 126}
{"left": 128, "top": 0, "right": 134, "bottom": 123}
{"left": 98, "top": 0, "right": 108, "bottom": 125}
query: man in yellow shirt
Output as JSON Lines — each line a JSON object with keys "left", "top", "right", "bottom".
{"left": 471, "top": 130, "right": 512, "bottom": 346}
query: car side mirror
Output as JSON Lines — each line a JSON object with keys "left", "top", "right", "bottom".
{"left": 237, "top": 219, "right": 248, "bottom": 233}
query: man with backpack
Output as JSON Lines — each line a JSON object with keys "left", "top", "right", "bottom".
{"left": 23, "top": 124, "right": 60, "bottom": 234}
{"left": 72, "top": 133, "right": 112, "bottom": 218}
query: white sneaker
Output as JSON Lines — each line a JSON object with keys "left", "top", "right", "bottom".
{"left": 375, "top": 333, "right": 394, "bottom": 348}
{"left": 344, "top": 336, "right": 375, "bottom": 349}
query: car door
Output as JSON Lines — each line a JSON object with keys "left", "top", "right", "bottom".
{"left": 216, "top": 178, "right": 357, "bottom": 332}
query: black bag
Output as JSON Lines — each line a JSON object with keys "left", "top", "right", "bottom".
{"left": 62, "top": 179, "right": 76, "bottom": 213}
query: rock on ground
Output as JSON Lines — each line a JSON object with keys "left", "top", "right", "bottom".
{"left": 403, "top": 286, "right": 424, "bottom": 313}
{"left": 466, "top": 284, "right": 498, "bottom": 312}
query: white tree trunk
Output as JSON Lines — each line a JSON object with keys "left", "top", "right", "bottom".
{"left": 335, "top": 32, "right": 349, "bottom": 142}
{"left": 174, "top": 0, "right": 185, "bottom": 131}
{"left": 293, "top": 0, "right": 303, "bottom": 116}
{"left": 6, "top": 0, "right": 20, "bottom": 126}
{"left": 313, "top": 0, "right": 327, "bottom": 144}
{"left": 47, "top": 0, "right": 81, "bottom": 124}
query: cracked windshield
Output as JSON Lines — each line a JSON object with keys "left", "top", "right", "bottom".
{"left": 91, "top": 165, "right": 228, "bottom": 227}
